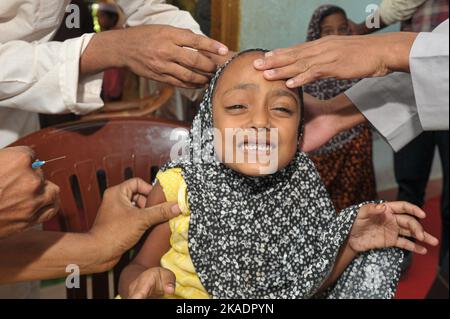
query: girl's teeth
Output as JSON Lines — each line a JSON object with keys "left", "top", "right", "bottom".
{"left": 241, "top": 144, "right": 272, "bottom": 151}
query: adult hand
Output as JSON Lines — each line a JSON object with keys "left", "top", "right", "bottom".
{"left": 127, "top": 267, "right": 176, "bottom": 299}
{"left": 254, "top": 32, "right": 418, "bottom": 88}
{"left": 301, "top": 93, "right": 366, "bottom": 152}
{"left": 83, "top": 25, "right": 229, "bottom": 89}
{"left": 0, "top": 147, "right": 60, "bottom": 238}
{"left": 349, "top": 202, "right": 439, "bottom": 254}
{"left": 202, "top": 50, "right": 236, "bottom": 67}
{"left": 88, "top": 178, "right": 181, "bottom": 268}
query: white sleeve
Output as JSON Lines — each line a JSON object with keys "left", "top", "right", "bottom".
{"left": 344, "top": 20, "right": 449, "bottom": 152}
{"left": 345, "top": 73, "right": 423, "bottom": 152}
{"left": 379, "top": 0, "right": 428, "bottom": 25}
{"left": 0, "top": 33, "right": 103, "bottom": 115}
{"left": 409, "top": 20, "right": 449, "bottom": 131}
{"left": 116, "top": 0, "right": 203, "bottom": 34}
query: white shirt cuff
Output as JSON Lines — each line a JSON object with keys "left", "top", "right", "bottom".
{"left": 345, "top": 74, "right": 423, "bottom": 152}
{"left": 410, "top": 31, "right": 450, "bottom": 131}
{"left": 59, "top": 33, "right": 104, "bottom": 115}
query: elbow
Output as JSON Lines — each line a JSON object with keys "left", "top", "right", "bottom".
{"left": 385, "top": 0, "right": 424, "bottom": 23}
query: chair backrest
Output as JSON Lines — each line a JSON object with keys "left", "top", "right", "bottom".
{"left": 11, "top": 117, "right": 190, "bottom": 299}
{"left": 81, "top": 86, "right": 175, "bottom": 121}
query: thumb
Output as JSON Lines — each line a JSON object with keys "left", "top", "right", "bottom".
{"left": 129, "top": 268, "right": 176, "bottom": 299}
{"left": 141, "top": 202, "right": 181, "bottom": 228}
{"left": 360, "top": 203, "right": 386, "bottom": 218}
{"left": 371, "top": 203, "right": 387, "bottom": 216}
{"left": 159, "top": 268, "right": 176, "bottom": 296}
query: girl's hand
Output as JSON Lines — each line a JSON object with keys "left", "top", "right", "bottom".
{"left": 128, "top": 267, "right": 176, "bottom": 299}
{"left": 349, "top": 202, "right": 439, "bottom": 254}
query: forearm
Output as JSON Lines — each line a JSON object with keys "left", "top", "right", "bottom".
{"left": 317, "top": 240, "right": 358, "bottom": 293}
{"left": 119, "top": 263, "right": 148, "bottom": 298}
{"left": 381, "top": 32, "right": 418, "bottom": 73}
{"left": 327, "top": 93, "right": 367, "bottom": 133}
{"left": 358, "top": 32, "right": 418, "bottom": 73}
{"left": 0, "top": 230, "right": 112, "bottom": 284}
{"left": 80, "top": 30, "right": 125, "bottom": 76}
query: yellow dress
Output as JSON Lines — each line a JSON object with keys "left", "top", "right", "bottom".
{"left": 157, "top": 168, "right": 210, "bottom": 299}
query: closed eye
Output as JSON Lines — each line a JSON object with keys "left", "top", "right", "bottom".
{"left": 272, "top": 106, "right": 294, "bottom": 115}
{"left": 225, "top": 104, "right": 247, "bottom": 111}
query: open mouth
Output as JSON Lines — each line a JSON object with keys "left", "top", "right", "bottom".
{"left": 237, "top": 138, "right": 278, "bottom": 153}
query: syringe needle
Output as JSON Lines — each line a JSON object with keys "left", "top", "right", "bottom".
{"left": 44, "top": 156, "right": 67, "bottom": 164}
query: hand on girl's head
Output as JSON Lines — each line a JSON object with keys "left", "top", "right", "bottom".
{"left": 212, "top": 51, "right": 303, "bottom": 177}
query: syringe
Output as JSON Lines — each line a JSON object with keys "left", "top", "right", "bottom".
{"left": 32, "top": 156, "right": 67, "bottom": 169}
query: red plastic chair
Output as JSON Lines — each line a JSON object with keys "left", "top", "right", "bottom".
{"left": 81, "top": 86, "right": 175, "bottom": 121}
{"left": 11, "top": 117, "right": 189, "bottom": 299}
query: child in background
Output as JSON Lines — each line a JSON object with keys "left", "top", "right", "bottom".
{"left": 304, "top": 5, "right": 378, "bottom": 212}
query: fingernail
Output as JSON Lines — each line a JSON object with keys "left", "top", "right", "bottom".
{"left": 218, "top": 46, "right": 229, "bottom": 55}
{"left": 376, "top": 204, "right": 385, "bottom": 210}
{"left": 265, "top": 70, "right": 276, "bottom": 77}
{"left": 254, "top": 59, "right": 265, "bottom": 67}
{"left": 286, "top": 79, "right": 295, "bottom": 88}
{"left": 166, "top": 284, "right": 175, "bottom": 295}
{"left": 171, "top": 205, "right": 181, "bottom": 214}
{"left": 265, "top": 51, "right": 274, "bottom": 57}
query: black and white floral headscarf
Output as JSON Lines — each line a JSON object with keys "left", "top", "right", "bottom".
{"left": 163, "top": 50, "right": 403, "bottom": 299}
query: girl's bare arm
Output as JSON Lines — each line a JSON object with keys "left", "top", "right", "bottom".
{"left": 118, "top": 183, "right": 172, "bottom": 297}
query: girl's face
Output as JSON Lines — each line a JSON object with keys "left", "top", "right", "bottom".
{"left": 212, "top": 52, "right": 301, "bottom": 177}
{"left": 320, "top": 13, "right": 350, "bottom": 37}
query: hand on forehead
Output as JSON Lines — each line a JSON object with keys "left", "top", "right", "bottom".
{"left": 213, "top": 51, "right": 300, "bottom": 105}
